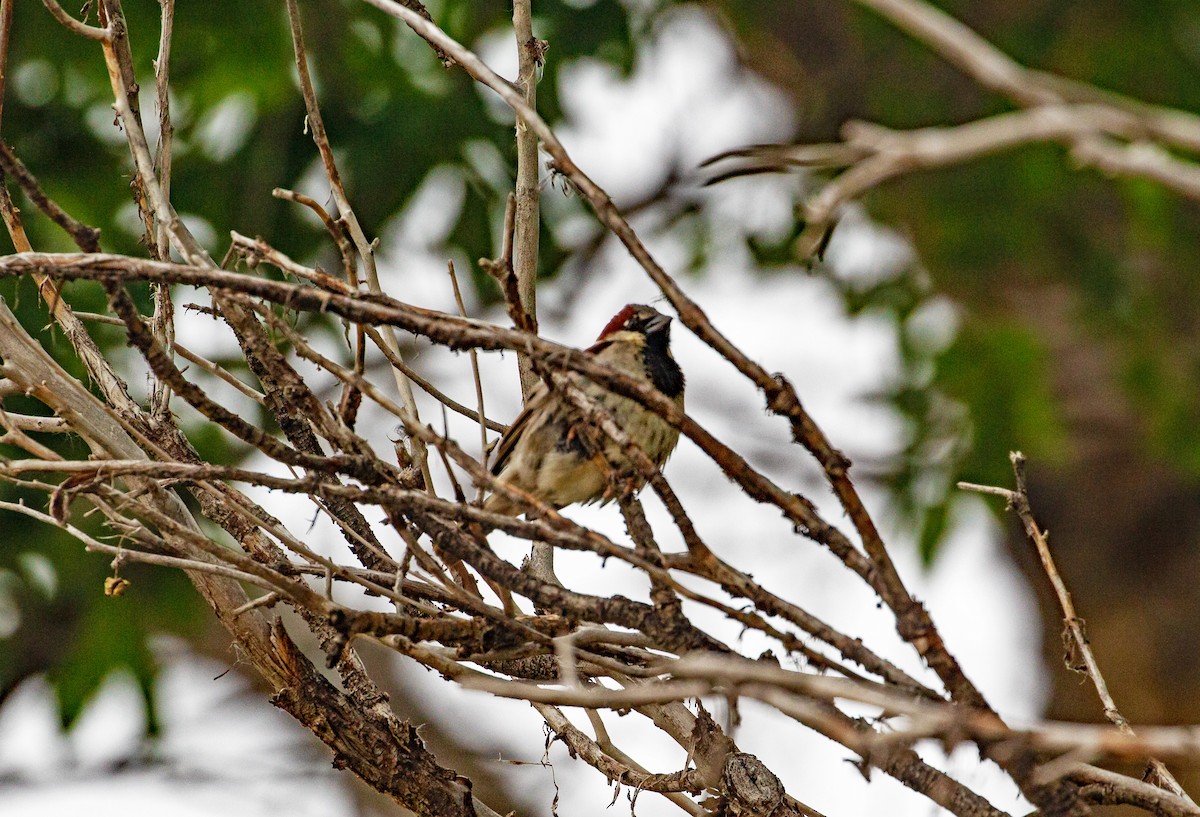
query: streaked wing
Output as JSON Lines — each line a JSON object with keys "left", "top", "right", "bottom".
{"left": 490, "top": 380, "right": 551, "bottom": 476}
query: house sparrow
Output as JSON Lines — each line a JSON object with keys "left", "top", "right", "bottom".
{"left": 483, "top": 304, "right": 685, "bottom": 515}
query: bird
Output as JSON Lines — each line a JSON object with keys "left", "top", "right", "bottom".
{"left": 482, "top": 304, "right": 685, "bottom": 516}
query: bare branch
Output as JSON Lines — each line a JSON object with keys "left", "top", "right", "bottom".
{"left": 965, "top": 453, "right": 1191, "bottom": 802}
{"left": 39, "top": 0, "right": 112, "bottom": 41}
{"left": 511, "top": 0, "right": 542, "bottom": 399}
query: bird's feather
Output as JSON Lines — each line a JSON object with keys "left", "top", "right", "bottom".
{"left": 490, "top": 380, "right": 551, "bottom": 477}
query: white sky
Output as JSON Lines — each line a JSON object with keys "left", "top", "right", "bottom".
{"left": 0, "top": 6, "right": 1044, "bottom": 816}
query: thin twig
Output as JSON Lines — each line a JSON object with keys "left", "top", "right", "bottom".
{"left": 0, "top": 143, "right": 103, "bottom": 251}
{"left": 361, "top": 324, "right": 506, "bottom": 432}
{"left": 446, "top": 260, "right": 490, "bottom": 468}
{"left": 173, "top": 343, "right": 267, "bottom": 406}
{"left": 963, "top": 453, "right": 1191, "bottom": 801}
{"left": 272, "top": 187, "right": 356, "bottom": 282}
{"left": 39, "top": 0, "right": 112, "bottom": 41}
{"left": 282, "top": 0, "right": 433, "bottom": 492}
{"left": 0, "top": 0, "right": 13, "bottom": 136}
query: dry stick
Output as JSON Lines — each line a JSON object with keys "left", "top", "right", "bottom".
{"left": 0, "top": 500, "right": 274, "bottom": 587}
{"left": 417, "top": 393, "right": 900, "bottom": 687}
{"left": 149, "top": 0, "right": 175, "bottom": 418}
{"left": 562, "top": 369, "right": 926, "bottom": 692}
{"left": 56, "top": 309, "right": 269, "bottom": 406}
{"left": 0, "top": 413, "right": 69, "bottom": 433}
{"left": 6, "top": 415, "right": 650, "bottom": 601}
{"left": 791, "top": 107, "right": 1200, "bottom": 257}
{"left": 203, "top": 487, "right": 418, "bottom": 609}
{"left": 0, "top": 12, "right": 134, "bottom": 437}
{"left": 268, "top": 188, "right": 365, "bottom": 425}
{"left": 173, "top": 342, "right": 268, "bottom": 405}
{"left": 95, "top": 0, "right": 211, "bottom": 270}
{"left": 44, "top": 409, "right": 407, "bottom": 617}
{"left": 504, "top": 650, "right": 1200, "bottom": 779}
{"left": 272, "top": 188, "right": 356, "bottom": 283}
{"left": 281, "top": 0, "right": 433, "bottom": 493}
{"left": 511, "top": 0, "right": 541, "bottom": 400}
{"left": 267, "top": 36, "right": 356, "bottom": 280}
{"left": 576, "top": 708, "right": 709, "bottom": 816}
{"left": 851, "top": 0, "right": 1052, "bottom": 107}
{"left": 98, "top": 0, "right": 157, "bottom": 254}
{"left": 960, "top": 452, "right": 1191, "bottom": 802}
{"left": 446, "top": 260, "right": 489, "bottom": 466}
{"left": 848, "top": 0, "right": 1200, "bottom": 152}
{"left": 493, "top": 1, "right": 549, "bottom": 581}
{"left": 783, "top": 0, "right": 1200, "bottom": 251}
{"left": 398, "top": 638, "right": 757, "bottom": 814}
{"left": 549, "top": 368, "right": 937, "bottom": 696}
{"left": 619, "top": 496, "right": 682, "bottom": 613}
{"left": 71, "top": 0, "right": 398, "bottom": 607}
{"left": 0, "top": 196, "right": 153, "bottom": 462}
{"left": 240, "top": 300, "right": 506, "bottom": 603}
{"left": 678, "top": 544, "right": 939, "bottom": 698}
{"left": 39, "top": 0, "right": 112, "bottom": 41}
{"left": 0, "top": 0, "right": 12, "bottom": 136}
{"left": 479, "top": 193, "right": 531, "bottom": 335}
{"left": 1070, "top": 765, "right": 1200, "bottom": 817}
{"left": 533, "top": 702, "right": 707, "bottom": 814}
{"left": 91, "top": 465, "right": 508, "bottom": 817}
{"left": 7, "top": 1, "right": 300, "bottom": 616}
{"left": 411, "top": 511, "right": 730, "bottom": 656}
{"left": 362, "top": 324, "right": 507, "bottom": 433}
{"left": 0, "top": 408, "right": 65, "bottom": 459}
{"left": 502, "top": 667, "right": 1003, "bottom": 817}
{"left": 228, "top": 230, "right": 354, "bottom": 294}
{"left": 706, "top": 4, "right": 1200, "bottom": 243}
{"left": 104, "top": 282, "right": 393, "bottom": 482}
{"left": 59, "top": 456, "right": 521, "bottom": 649}
{"left": 208, "top": 291, "right": 406, "bottom": 574}
{"left": 0, "top": 143, "right": 102, "bottom": 251}
{"left": 153, "top": 0, "right": 175, "bottom": 240}
{"left": 1071, "top": 135, "right": 1200, "bottom": 198}
{"left": 78, "top": 482, "right": 323, "bottom": 608}
{"left": 0, "top": 295, "right": 284, "bottom": 668}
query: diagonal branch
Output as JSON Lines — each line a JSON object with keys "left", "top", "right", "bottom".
{"left": 961, "top": 453, "right": 1192, "bottom": 802}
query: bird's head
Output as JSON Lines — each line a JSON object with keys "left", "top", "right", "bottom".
{"left": 591, "top": 303, "right": 684, "bottom": 398}
{"left": 595, "top": 304, "right": 672, "bottom": 345}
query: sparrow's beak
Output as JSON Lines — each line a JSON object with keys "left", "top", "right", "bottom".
{"left": 645, "top": 312, "right": 671, "bottom": 335}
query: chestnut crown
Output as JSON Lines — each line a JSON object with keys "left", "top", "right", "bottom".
{"left": 594, "top": 304, "right": 683, "bottom": 398}
{"left": 596, "top": 304, "right": 672, "bottom": 342}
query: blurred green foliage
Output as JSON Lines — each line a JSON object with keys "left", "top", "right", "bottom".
{"left": 727, "top": 0, "right": 1200, "bottom": 561}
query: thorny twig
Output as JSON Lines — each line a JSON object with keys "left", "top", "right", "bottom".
{"left": 960, "top": 453, "right": 1192, "bottom": 802}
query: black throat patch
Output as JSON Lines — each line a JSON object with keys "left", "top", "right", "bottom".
{"left": 643, "top": 334, "right": 684, "bottom": 398}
